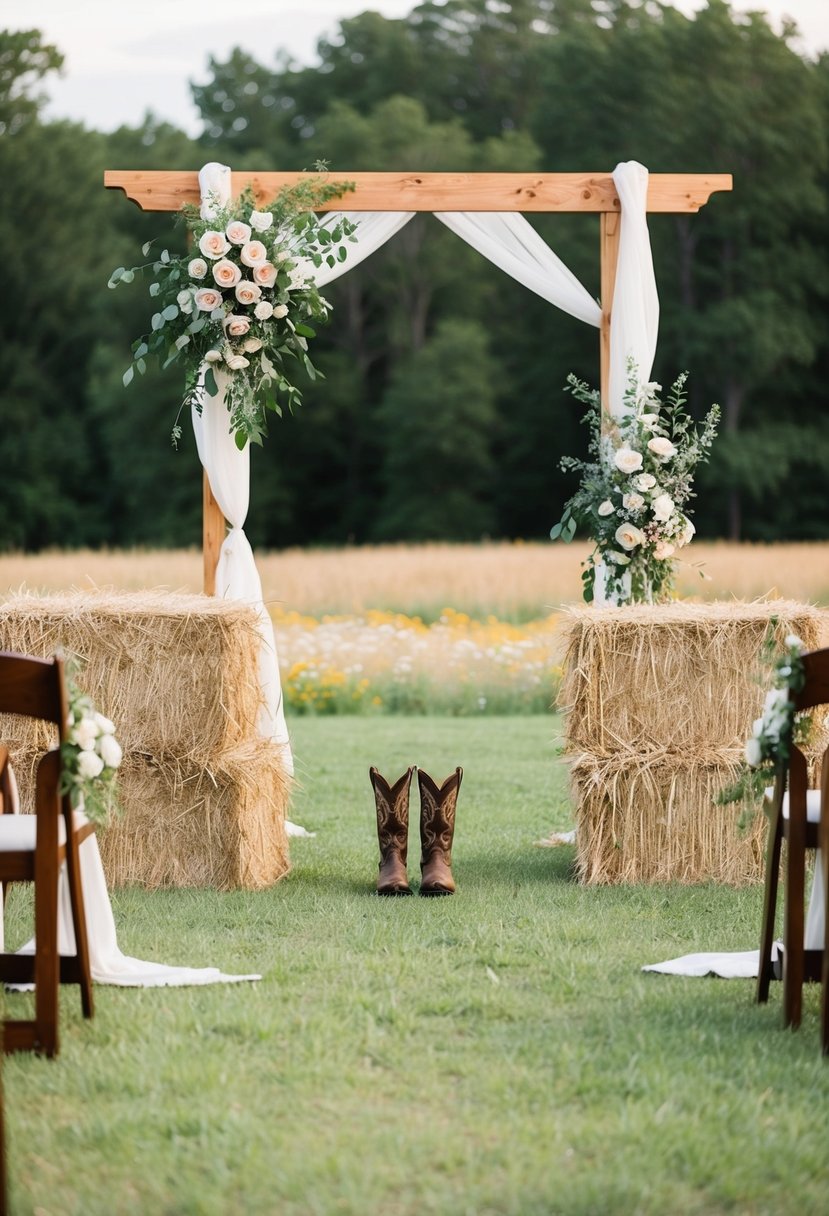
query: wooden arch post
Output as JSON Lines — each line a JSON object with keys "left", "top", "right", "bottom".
{"left": 105, "top": 169, "right": 731, "bottom": 593}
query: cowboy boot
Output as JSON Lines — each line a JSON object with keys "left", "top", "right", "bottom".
{"left": 369, "top": 766, "right": 415, "bottom": 896}
{"left": 418, "top": 767, "right": 462, "bottom": 896}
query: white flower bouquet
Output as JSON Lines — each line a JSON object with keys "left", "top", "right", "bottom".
{"left": 109, "top": 171, "right": 355, "bottom": 449}
{"left": 718, "top": 630, "right": 811, "bottom": 810}
{"left": 551, "top": 366, "right": 720, "bottom": 604}
{"left": 60, "top": 664, "right": 122, "bottom": 826}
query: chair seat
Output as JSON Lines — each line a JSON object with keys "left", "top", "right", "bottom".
{"left": 764, "top": 787, "right": 822, "bottom": 824}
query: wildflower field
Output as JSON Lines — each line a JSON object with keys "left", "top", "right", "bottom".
{"left": 2, "top": 540, "right": 828, "bottom": 716}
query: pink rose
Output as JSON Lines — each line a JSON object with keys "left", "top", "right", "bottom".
{"left": 194, "top": 287, "right": 223, "bottom": 312}
{"left": 226, "top": 220, "right": 252, "bottom": 245}
{"left": 212, "top": 259, "right": 242, "bottom": 289}
{"left": 253, "top": 262, "right": 277, "bottom": 288}
{"left": 198, "top": 230, "right": 230, "bottom": 260}
{"left": 240, "top": 240, "right": 268, "bottom": 267}
{"left": 225, "top": 314, "right": 251, "bottom": 338}
{"left": 235, "top": 280, "right": 262, "bottom": 306}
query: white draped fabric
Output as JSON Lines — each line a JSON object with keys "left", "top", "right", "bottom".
{"left": 608, "top": 161, "right": 660, "bottom": 417}
{"left": 433, "top": 210, "right": 602, "bottom": 328}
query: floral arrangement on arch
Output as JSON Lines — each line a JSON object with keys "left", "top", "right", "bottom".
{"left": 109, "top": 172, "right": 355, "bottom": 449}
{"left": 60, "top": 663, "right": 123, "bottom": 827}
{"left": 551, "top": 366, "right": 720, "bottom": 604}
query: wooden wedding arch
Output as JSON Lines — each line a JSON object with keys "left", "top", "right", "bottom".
{"left": 105, "top": 169, "right": 732, "bottom": 592}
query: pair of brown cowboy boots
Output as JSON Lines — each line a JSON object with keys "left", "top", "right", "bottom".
{"left": 369, "top": 766, "right": 462, "bottom": 897}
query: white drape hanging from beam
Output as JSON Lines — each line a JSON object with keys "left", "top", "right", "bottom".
{"left": 608, "top": 160, "right": 660, "bottom": 416}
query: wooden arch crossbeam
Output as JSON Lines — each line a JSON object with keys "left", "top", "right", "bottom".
{"left": 105, "top": 169, "right": 732, "bottom": 592}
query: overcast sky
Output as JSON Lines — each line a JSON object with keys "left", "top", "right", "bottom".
{"left": 11, "top": 0, "right": 829, "bottom": 135}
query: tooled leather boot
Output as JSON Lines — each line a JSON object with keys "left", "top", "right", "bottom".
{"left": 418, "top": 767, "right": 462, "bottom": 896}
{"left": 369, "top": 766, "right": 415, "bottom": 896}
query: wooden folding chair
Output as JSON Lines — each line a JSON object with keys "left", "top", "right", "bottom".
{"left": 756, "top": 647, "right": 829, "bottom": 1050}
{"left": 0, "top": 652, "right": 96, "bottom": 1057}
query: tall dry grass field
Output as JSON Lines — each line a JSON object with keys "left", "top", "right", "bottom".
{"left": 1, "top": 541, "right": 827, "bottom": 617}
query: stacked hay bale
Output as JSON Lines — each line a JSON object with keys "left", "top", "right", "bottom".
{"left": 560, "top": 601, "right": 827, "bottom": 885}
{"left": 0, "top": 590, "right": 291, "bottom": 889}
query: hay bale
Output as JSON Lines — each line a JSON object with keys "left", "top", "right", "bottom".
{"left": 0, "top": 590, "right": 266, "bottom": 764}
{"left": 569, "top": 751, "right": 766, "bottom": 885}
{"left": 0, "top": 590, "right": 293, "bottom": 889}
{"left": 560, "top": 600, "right": 827, "bottom": 756}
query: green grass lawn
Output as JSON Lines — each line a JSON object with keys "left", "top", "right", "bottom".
{"left": 4, "top": 715, "right": 828, "bottom": 1215}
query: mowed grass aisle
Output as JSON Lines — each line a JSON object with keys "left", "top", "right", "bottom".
{"left": 5, "top": 716, "right": 829, "bottom": 1215}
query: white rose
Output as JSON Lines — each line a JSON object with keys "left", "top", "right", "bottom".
{"left": 176, "top": 289, "right": 194, "bottom": 314}
{"left": 647, "top": 436, "right": 677, "bottom": 462}
{"left": 235, "top": 281, "right": 262, "bottom": 306}
{"left": 615, "top": 523, "right": 646, "bottom": 551}
{"left": 633, "top": 473, "right": 656, "bottom": 491}
{"left": 752, "top": 717, "right": 765, "bottom": 737}
{"left": 198, "top": 230, "right": 230, "bottom": 260}
{"left": 622, "top": 492, "right": 644, "bottom": 511}
{"left": 97, "top": 733, "right": 123, "bottom": 769}
{"left": 254, "top": 301, "right": 274, "bottom": 320}
{"left": 94, "top": 712, "right": 116, "bottom": 735}
{"left": 744, "top": 737, "right": 763, "bottom": 768}
{"left": 651, "top": 493, "right": 675, "bottom": 522}
{"left": 252, "top": 262, "right": 277, "bottom": 288}
{"left": 272, "top": 303, "right": 289, "bottom": 319}
{"left": 212, "top": 259, "right": 242, "bottom": 289}
{"left": 225, "top": 220, "right": 252, "bottom": 246}
{"left": 597, "top": 500, "right": 615, "bottom": 517}
{"left": 654, "top": 540, "right": 675, "bottom": 560}
{"left": 240, "top": 240, "right": 268, "bottom": 267}
{"left": 194, "top": 287, "right": 223, "bottom": 312}
{"left": 613, "top": 446, "right": 644, "bottom": 474}
{"left": 249, "top": 209, "right": 274, "bottom": 232}
{"left": 677, "top": 517, "right": 696, "bottom": 547}
{"left": 242, "top": 337, "right": 263, "bottom": 353}
{"left": 77, "top": 749, "right": 105, "bottom": 780}
{"left": 225, "top": 353, "right": 251, "bottom": 371}
{"left": 72, "top": 717, "right": 100, "bottom": 751}
{"left": 225, "top": 314, "right": 251, "bottom": 338}
{"left": 784, "top": 634, "right": 805, "bottom": 652}
{"left": 204, "top": 348, "right": 223, "bottom": 363}
{"left": 639, "top": 413, "right": 659, "bottom": 429}
{"left": 188, "top": 258, "right": 208, "bottom": 280}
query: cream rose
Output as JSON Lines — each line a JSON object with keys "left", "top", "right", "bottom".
{"left": 77, "top": 750, "right": 105, "bottom": 780}
{"left": 188, "top": 257, "right": 208, "bottom": 280}
{"left": 198, "top": 230, "right": 230, "bottom": 260}
{"left": 242, "top": 337, "right": 263, "bottom": 353}
{"left": 249, "top": 209, "right": 274, "bottom": 232}
{"left": 272, "top": 303, "right": 288, "bottom": 318}
{"left": 224, "top": 352, "right": 251, "bottom": 371}
{"left": 639, "top": 413, "right": 659, "bottom": 429}
{"left": 622, "top": 492, "right": 644, "bottom": 511}
{"left": 194, "top": 287, "right": 223, "bottom": 312}
{"left": 94, "top": 712, "right": 116, "bottom": 735}
{"left": 677, "top": 517, "right": 696, "bottom": 547}
{"left": 633, "top": 472, "right": 657, "bottom": 492}
{"left": 615, "top": 522, "right": 646, "bottom": 551}
{"left": 224, "top": 314, "right": 251, "bottom": 338}
{"left": 254, "top": 300, "right": 274, "bottom": 320}
{"left": 252, "top": 262, "right": 277, "bottom": 288}
{"left": 235, "top": 281, "right": 262, "bottom": 306}
{"left": 176, "top": 289, "right": 194, "bottom": 315}
{"left": 651, "top": 493, "right": 675, "bottom": 522}
{"left": 613, "top": 446, "right": 644, "bottom": 474}
{"left": 654, "top": 540, "right": 675, "bottom": 560}
{"left": 212, "top": 259, "right": 242, "bottom": 289}
{"left": 647, "top": 436, "right": 677, "bottom": 462}
{"left": 597, "top": 500, "right": 615, "bottom": 517}
{"left": 204, "top": 348, "right": 224, "bottom": 363}
{"left": 240, "top": 240, "right": 268, "bottom": 267}
{"left": 226, "top": 220, "right": 252, "bottom": 246}
{"left": 72, "top": 717, "right": 100, "bottom": 751}
{"left": 98, "top": 733, "right": 123, "bottom": 769}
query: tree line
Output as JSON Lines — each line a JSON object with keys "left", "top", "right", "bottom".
{"left": 1, "top": 0, "right": 827, "bottom": 552}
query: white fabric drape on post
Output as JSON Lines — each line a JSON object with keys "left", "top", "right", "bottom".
{"left": 608, "top": 160, "right": 660, "bottom": 417}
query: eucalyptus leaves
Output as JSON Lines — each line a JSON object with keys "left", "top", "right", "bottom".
{"left": 110, "top": 173, "right": 355, "bottom": 448}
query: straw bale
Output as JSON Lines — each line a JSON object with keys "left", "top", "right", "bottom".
{"left": 569, "top": 751, "right": 766, "bottom": 885}
{"left": 8, "top": 742, "right": 291, "bottom": 891}
{"left": 560, "top": 600, "right": 827, "bottom": 757}
{"left": 0, "top": 590, "right": 266, "bottom": 765}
